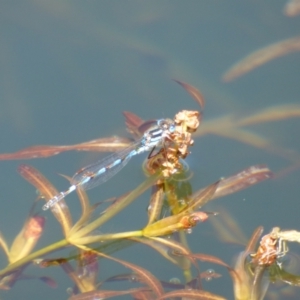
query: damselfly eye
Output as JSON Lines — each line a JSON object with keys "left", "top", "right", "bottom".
{"left": 169, "top": 123, "right": 176, "bottom": 133}
{"left": 158, "top": 119, "right": 175, "bottom": 132}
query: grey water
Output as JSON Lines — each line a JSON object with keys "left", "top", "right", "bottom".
{"left": 0, "top": 1, "right": 300, "bottom": 299}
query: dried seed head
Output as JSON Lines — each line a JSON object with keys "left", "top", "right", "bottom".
{"left": 145, "top": 110, "right": 201, "bottom": 178}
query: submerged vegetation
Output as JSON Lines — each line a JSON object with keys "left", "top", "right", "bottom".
{"left": 0, "top": 79, "right": 299, "bottom": 300}
{"left": 1, "top": 3, "right": 300, "bottom": 299}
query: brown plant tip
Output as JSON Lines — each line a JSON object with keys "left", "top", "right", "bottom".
{"left": 171, "top": 110, "right": 199, "bottom": 158}
{"left": 174, "top": 110, "right": 200, "bottom": 133}
{"left": 251, "top": 227, "right": 284, "bottom": 266}
{"left": 173, "top": 80, "right": 205, "bottom": 110}
{"left": 24, "top": 216, "right": 46, "bottom": 239}
{"left": 145, "top": 110, "right": 201, "bottom": 179}
{"left": 179, "top": 212, "right": 209, "bottom": 228}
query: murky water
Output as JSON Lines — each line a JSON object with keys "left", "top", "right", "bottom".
{"left": 0, "top": 1, "right": 300, "bottom": 299}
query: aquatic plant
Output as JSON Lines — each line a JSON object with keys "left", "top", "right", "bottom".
{"left": 0, "top": 81, "right": 299, "bottom": 300}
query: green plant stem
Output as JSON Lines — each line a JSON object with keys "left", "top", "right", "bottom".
{"left": 72, "top": 173, "right": 160, "bottom": 240}
{"left": 70, "top": 230, "right": 143, "bottom": 245}
{"left": 0, "top": 239, "right": 69, "bottom": 278}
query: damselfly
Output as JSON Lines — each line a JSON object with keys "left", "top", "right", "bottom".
{"left": 42, "top": 119, "right": 175, "bottom": 210}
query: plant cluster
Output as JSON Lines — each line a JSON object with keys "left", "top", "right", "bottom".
{"left": 0, "top": 81, "right": 299, "bottom": 299}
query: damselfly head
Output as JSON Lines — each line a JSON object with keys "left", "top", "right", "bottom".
{"left": 142, "top": 118, "right": 174, "bottom": 149}
{"left": 157, "top": 118, "right": 175, "bottom": 133}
